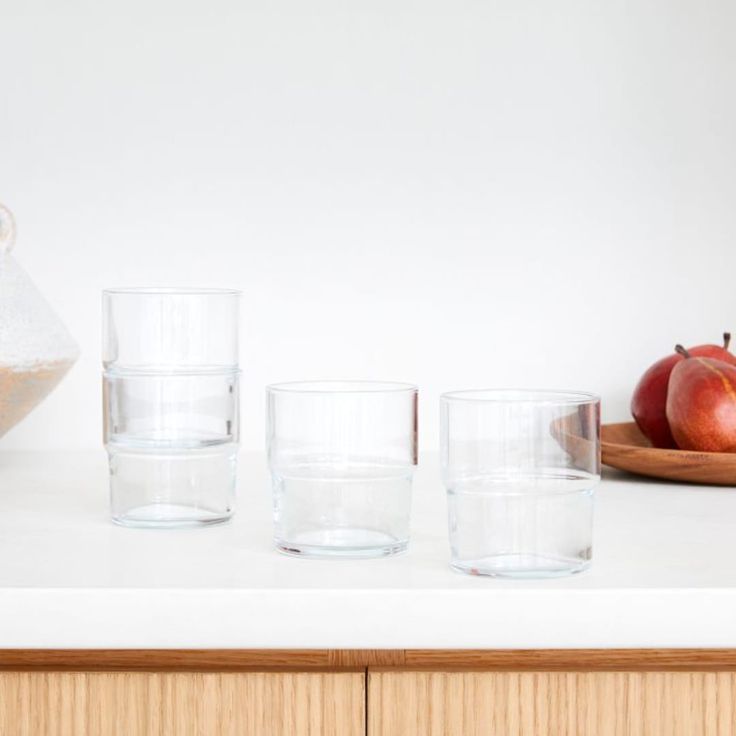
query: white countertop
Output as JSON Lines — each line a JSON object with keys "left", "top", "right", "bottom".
{"left": 0, "top": 451, "right": 735, "bottom": 649}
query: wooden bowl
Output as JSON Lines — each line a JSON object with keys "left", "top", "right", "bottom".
{"left": 602, "top": 422, "right": 736, "bottom": 485}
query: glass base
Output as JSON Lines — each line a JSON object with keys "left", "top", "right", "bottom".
{"left": 451, "top": 552, "right": 591, "bottom": 579}
{"left": 112, "top": 503, "right": 233, "bottom": 529}
{"left": 276, "top": 528, "right": 408, "bottom": 559}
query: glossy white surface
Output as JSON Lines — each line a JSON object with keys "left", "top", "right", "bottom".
{"left": 0, "top": 451, "right": 735, "bottom": 648}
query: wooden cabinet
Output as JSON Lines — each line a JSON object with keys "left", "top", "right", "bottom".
{"left": 0, "top": 672, "right": 364, "bottom": 736}
{"left": 368, "top": 671, "right": 736, "bottom": 736}
{"left": 1, "top": 650, "right": 735, "bottom": 736}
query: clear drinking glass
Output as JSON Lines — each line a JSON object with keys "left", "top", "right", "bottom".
{"left": 103, "top": 288, "right": 240, "bottom": 528}
{"left": 440, "top": 389, "right": 600, "bottom": 578}
{"left": 266, "top": 381, "right": 418, "bottom": 558}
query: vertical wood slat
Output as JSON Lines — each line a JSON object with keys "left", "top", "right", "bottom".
{"left": 368, "top": 671, "right": 736, "bottom": 736}
{"left": 0, "top": 671, "right": 364, "bottom": 736}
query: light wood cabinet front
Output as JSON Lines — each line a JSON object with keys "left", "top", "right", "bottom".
{"left": 0, "top": 671, "right": 365, "bottom": 736}
{"left": 3, "top": 651, "right": 736, "bottom": 735}
{"left": 368, "top": 671, "right": 736, "bottom": 736}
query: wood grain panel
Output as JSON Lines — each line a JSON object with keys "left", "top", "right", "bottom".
{"left": 329, "top": 650, "right": 406, "bottom": 668}
{"left": 368, "top": 671, "right": 736, "bottom": 736}
{"left": 403, "top": 649, "right": 736, "bottom": 671}
{"left": 0, "top": 649, "right": 333, "bottom": 672}
{"left": 4, "top": 649, "right": 736, "bottom": 671}
{"left": 0, "top": 671, "right": 364, "bottom": 736}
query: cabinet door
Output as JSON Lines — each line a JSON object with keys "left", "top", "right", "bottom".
{"left": 368, "top": 671, "right": 736, "bottom": 736}
{"left": 0, "top": 671, "right": 364, "bottom": 736}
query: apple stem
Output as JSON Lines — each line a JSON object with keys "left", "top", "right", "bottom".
{"left": 724, "top": 332, "right": 732, "bottom": 350}
{"left": 675, "top": 344, "right": 691, "bottom": 359}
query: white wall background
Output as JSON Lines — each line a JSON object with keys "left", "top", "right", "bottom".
{"left": 1, "top": 0, "right": 735, "bottom": 451}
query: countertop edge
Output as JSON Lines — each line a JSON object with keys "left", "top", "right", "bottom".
{"left": 0, "top": 588, "right": 733, "bottom": 649}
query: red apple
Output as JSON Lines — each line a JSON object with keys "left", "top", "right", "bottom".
{"left": 631, "top": 333, "right": 736, "bottom": 448}
{"left": 666, "top": 346, "right": 736, "bottom": 452}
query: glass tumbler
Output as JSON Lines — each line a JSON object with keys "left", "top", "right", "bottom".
{"left": 441, "top": 390, "right": 600, "bottom": 578}
{"left": 266, "top": 381, "right": 418, "bottom": 558}
{"left": 103, "top": 288, "right": 240, "bottom": 528}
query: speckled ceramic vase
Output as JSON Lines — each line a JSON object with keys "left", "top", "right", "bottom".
{"left": 0, "top": 204, "right": 79, "bottom": 438}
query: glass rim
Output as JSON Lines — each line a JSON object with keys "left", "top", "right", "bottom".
{"left": 440, "top": 388, "right": 600, "bottom": 405}
{"left": 103, "top": 287, "right": 241, "bottom": 297}
{"left": 267, "top": 380, "right": 417, "bottom": 395}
